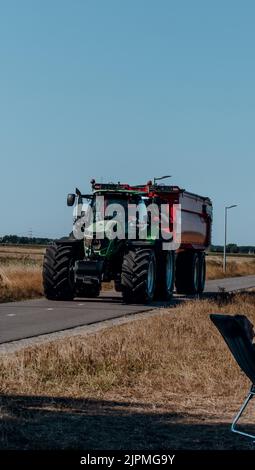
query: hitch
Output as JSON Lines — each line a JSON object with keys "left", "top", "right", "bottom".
{"left": 74, "top": 260, "right": 104, "bottom": 285}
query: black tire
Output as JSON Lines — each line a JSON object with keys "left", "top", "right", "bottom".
{"left": 77, "top": 284, "right": 101, "bottom": 298}
{"left": 43, "top": 244, "right": 75, "bottom": 300}
{"left": 198, "top": 252, "right": 206, "bottom": 294}
{"left": 175, "top": 251, "right": 200, "bottom": 295}
{"left": 121, "top": 248, "right": 156, "bottom": 303}
{"left": 114, "top": 280, "right": 122, "bottom": 292}
{"left": 155, "top": 250, "right": 175, "bottom": 300}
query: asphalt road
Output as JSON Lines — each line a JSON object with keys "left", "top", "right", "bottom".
{"left": 1, "top": 275, "right": 255, "bottom": 345}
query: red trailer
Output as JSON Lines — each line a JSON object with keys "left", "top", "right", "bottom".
{"left": 122, "top": 181, "right": 213, "bottom": 296}
{"left": 149, "top": 184, "right": 212, "bottom": 250}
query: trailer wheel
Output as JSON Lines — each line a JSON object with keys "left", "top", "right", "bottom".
{"left": 43, "top": 244, "right": 75, "bottom": 300}
{"left": 198, "top": 252, "right": 206, "bottom": 294}
{"left": 155, "top": 250, "right": 175, "bottom": 300}
{"left": 121, "top": 248, "right": 156, "bottom": 303}
{"left": 175, "top": 251, "right": 200, "bottom": 295}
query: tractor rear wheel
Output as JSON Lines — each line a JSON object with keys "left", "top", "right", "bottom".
{"left": 121, "top": 248, "right": 156, "bottom": 303}
{"left": 43, "top": 243, "right": 75, "bottom": 300}
{"left": 155, "top": 250, "right": 175, "bottom": 300}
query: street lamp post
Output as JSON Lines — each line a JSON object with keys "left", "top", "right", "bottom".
{"left": 223, "top": 205, "right": 237, "bottom": 273}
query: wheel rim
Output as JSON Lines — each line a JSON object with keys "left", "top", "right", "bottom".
{"left": 194, "top": 257, "right": 199, "bottom": 291}
{"left": 165, "top": 252, "right": 173, "bottom": 292}
{"left": 200, "top": 258, "right": 205, "bottom": 289}
{"left": 147, "top": 258, "right": 155, "bottom": 296}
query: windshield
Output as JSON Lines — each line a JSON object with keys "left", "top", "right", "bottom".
{"left": 90, "top": 194, "right": 129, "bottom": 223}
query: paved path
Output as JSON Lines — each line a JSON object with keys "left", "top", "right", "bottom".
{"left": 204, "top": 275, "right": 255, "bottom": 293}
{"left": 1, "top": 275, "right": 255, "bottom": 344}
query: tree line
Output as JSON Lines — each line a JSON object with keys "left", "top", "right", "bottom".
{"left": 210, "top": 244, "right": 255, "bottom": 254}
{"left": 0, "top": 235, "right": 54, "bottom": 245}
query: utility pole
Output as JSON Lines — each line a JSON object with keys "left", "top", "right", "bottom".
{"left": 223, "top": 205, "right": 237, "bottom": 272}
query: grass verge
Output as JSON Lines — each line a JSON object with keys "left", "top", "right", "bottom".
{"left": 206, "top": 256, "right": 255, "bottom": 280}
{"left": 0, "top": 263, "right": 42, "bottom": 303}
{"left": 1, "top": 293, "right": 255, "bottom": 449}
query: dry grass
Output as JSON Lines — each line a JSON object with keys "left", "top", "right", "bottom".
{"left": 0, "top": 246, "right": 44, "bottom": 302}
{"left": 0, "top": 245, "right": 45, "bottom": 261}
{"left": 1, "top": 293, "right": 255, "bottom": 449}
{"left": 0, "top": 262, "right": 43, "bottom": 303}
{"left": 206, "top": 256, "right": 255, "bottom": 280}
{"left": 1, "top": 293, "right": 254, "bottom": 399}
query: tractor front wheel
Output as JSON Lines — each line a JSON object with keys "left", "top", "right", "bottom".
{"left": 43, "top": 243, "right": 75, "bottom": 300}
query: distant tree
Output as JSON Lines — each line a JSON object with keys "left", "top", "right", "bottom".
{"left": 210, "top": 245, "right": 224, "bottom": 253}
{"left": 227, "top": 243, "right": 239, "bottom": 253}
{"left": 209, "top": 244, "right": 255, "bottom": 254}
{"left": 0, "top": 235, "right": 54, "bottom": 245}
{"left": 239, "top": 246, "right": 255, "bottom": 254}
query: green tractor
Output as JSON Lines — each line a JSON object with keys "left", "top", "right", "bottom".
{"left": 43, "top": 180, "right": 176, "bottom": 303}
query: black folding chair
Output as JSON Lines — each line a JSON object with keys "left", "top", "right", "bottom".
{"left": 210, "top": 314, "right": 255, "bottom": 441}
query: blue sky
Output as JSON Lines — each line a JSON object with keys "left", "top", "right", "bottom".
{"left": 0, "top": 0, "right": 254, "bottom": 244}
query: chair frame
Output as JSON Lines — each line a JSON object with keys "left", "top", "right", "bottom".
{"left": 231, "top": 386, "right": 255, "bottom": 440}
{"left": 210, "top": 314, "right": 255, "bottom": 442}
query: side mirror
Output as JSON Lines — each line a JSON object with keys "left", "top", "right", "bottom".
{"left": 67, "top": 193, "right": 76, "bottom": 207}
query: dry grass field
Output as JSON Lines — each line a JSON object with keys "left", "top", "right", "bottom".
{"left": 206, "top": 255, "right": 255, "bottom": 280}
{"left": 1, "top": 246, "right": 255, "bottom": 303}
{"left": 0, "top": 246, "right": 43, "bottom": 303}
{"left": 1, "top": 292, "right": 255, "bottom": 449}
